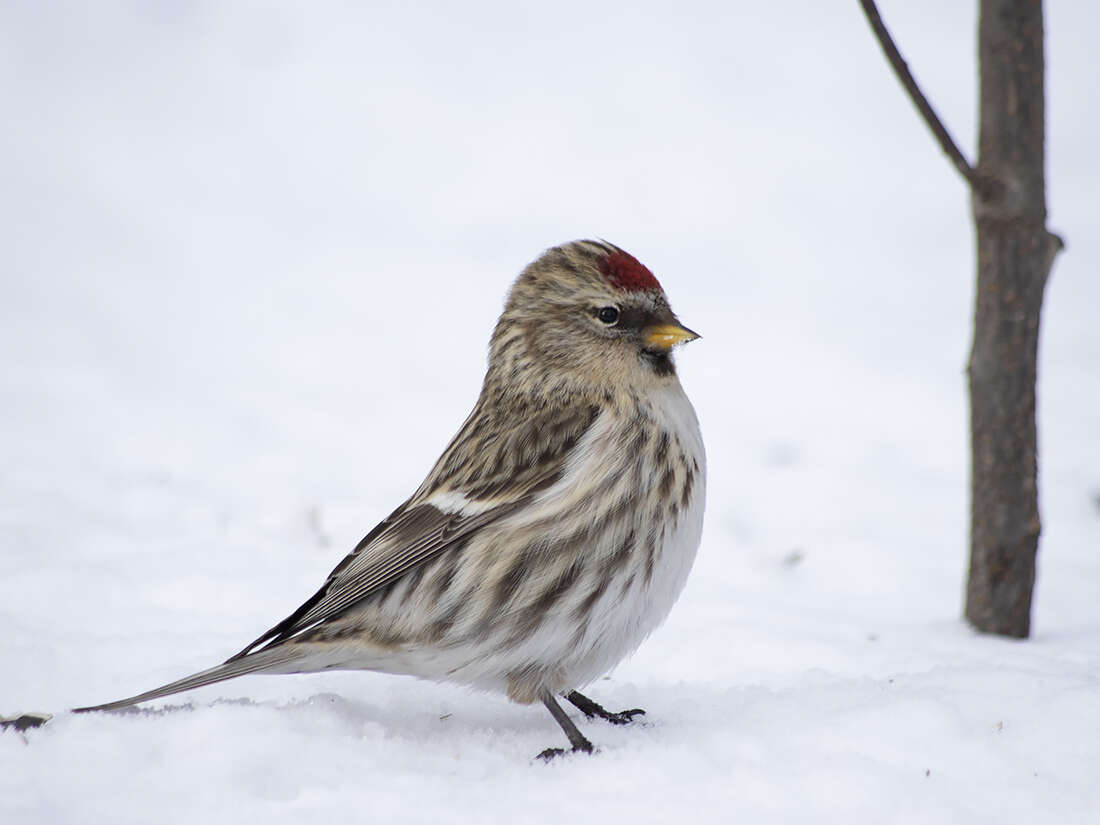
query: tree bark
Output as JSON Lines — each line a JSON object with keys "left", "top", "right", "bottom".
{"left": 965, "top": 0, "right": 1060, "bottom": 637}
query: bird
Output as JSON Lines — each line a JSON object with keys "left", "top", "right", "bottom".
{"left": 74, "top": 239, "right": 706, "bottom": 758}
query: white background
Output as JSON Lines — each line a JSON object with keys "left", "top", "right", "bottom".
{"left": 2, "top": 2, "right": 1098, "bottom": 823}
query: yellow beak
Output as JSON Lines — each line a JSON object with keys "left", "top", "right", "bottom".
{"left": 644, "top": 323, "right": 701, "bottom": 351}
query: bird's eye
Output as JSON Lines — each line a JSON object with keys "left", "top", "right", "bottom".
{"left": 596, "top": 306, "right": 620, "bottom": 325}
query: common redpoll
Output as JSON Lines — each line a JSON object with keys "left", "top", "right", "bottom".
{"left": 75, "top": 240, "right": 706, "bottom": 758}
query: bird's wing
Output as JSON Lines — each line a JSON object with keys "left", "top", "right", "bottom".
{"left": 227, "top": 400, "right": 601, "bottom": 661}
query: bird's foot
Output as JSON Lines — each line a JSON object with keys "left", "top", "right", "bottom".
{"left": 595, "top": 707, "right": 645, "bottom": 725}
{"left": 539, "top": 694, "right": 597, "bottom": 761}
{"left": 564, "top": 690, "right": 645, "bottom": 725}
{"left": 536, "top": 741, "right": 595, "bottom": 762}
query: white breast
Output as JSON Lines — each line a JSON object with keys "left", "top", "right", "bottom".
{"left": 561, "top": 379, "right": 707, "bottom": 688}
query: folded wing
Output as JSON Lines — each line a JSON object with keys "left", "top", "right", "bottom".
{"left": 227, "top": 401, "right": 601, "bottom": 662}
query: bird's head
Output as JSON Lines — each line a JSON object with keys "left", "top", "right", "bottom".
{"left": 486, "top": 240, "right": 698, "bottom": 401}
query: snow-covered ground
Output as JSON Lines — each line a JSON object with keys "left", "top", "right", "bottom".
{"left": 3, "top": 2, "right": 1098, "bottom": 822}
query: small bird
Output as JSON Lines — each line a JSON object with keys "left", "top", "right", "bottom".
{"left": 75, "top": 240, "right": 706, "bottom": 758}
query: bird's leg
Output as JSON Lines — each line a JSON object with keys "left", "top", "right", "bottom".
{"left": 564, "top": 690, "right": 645, "bottom": 725}
{"left": 536, "top": 694, "right": 594, "bottom": 761}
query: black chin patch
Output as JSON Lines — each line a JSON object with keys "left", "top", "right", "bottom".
{"left": 641, "top": 349, "right": 675, "bottom": 376}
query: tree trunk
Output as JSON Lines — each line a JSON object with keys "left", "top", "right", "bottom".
{"left": 965, "top": 0, "right": 1059, "bottom": 637}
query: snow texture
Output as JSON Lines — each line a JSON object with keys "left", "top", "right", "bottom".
{"left": 2, "top": 2, "right": 1099, "bottom": 823}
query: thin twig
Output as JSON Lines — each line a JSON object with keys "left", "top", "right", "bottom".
{"left": 858, "top": 0, "right": 984, "bottom": 194}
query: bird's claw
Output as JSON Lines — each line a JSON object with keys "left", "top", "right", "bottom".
{"left": 563, "top": 690, "right": 646, "bottom": 725}
{"left": 536, "top": 742, "right": 595, "bottom": 762}
{"left": 598, "top": 707, "right": 645, "bottom": 725}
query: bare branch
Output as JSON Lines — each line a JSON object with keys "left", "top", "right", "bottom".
{"left": 858, "top": 0, "right": 985, "bottom": 194}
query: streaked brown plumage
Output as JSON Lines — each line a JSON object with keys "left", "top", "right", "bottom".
{"left": 75, "top": 239, "right": 706, "bottom": 758}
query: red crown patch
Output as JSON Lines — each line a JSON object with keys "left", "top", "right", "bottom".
{"left": 599, "top": 250, "right": 662, "bottom": 293}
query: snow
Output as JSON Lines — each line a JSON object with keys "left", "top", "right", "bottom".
{"left": 3, "top": 1, "right": 1099, "bottom": 822}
